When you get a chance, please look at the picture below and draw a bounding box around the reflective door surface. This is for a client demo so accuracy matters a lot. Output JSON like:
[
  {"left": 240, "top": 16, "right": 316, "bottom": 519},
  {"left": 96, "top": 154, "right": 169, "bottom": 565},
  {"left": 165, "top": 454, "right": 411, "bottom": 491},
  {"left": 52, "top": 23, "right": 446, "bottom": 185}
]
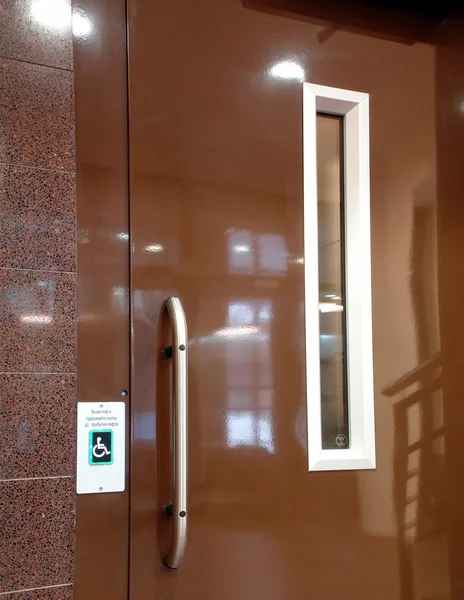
[{"left": 128, "top": 1, "right": 446, "bottom": 598}]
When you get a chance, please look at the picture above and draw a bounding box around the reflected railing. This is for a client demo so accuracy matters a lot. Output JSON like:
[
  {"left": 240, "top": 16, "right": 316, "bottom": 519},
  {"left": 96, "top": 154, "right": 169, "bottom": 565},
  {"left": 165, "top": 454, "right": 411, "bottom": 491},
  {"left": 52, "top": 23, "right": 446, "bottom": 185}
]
[{"left": 383, "top": 352, "right": 445, "bottom": 600}]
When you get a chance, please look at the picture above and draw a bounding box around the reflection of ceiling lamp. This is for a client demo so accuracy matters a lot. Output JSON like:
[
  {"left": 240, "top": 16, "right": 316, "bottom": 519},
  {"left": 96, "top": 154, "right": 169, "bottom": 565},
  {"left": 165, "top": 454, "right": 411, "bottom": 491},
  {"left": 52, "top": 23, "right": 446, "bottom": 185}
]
[
  {"left": 117, "top": 232, "right": 129, "bottom": 241},
  {"left": 269, "top": 60, "right": 305, "bottom": 82},
  {"left": 31, "top": 0, "right": 93, "bottom": 38},
  {"left": 319, "top": 302, "right": 343, "bottom": 313},
  {"left": 31, "top": 0, "right": 69, "bottom": 29},
  {"left": 214, "top": 326, "right": 259, "bottom": 338},
  {"left": 72, "top": 10, "right": 92, "bottom": 37},
  {"left": 144, "top": 244, "right": 164, "bottom": 253},
  {"left": 21, "top": 314, "right": 53, "bottom": 325},
  {"left": 196, "top": 325, "right": 269, "bottom": 344},
  {"left": 232, "top": 244, "right": 250, "bottom": 254}
]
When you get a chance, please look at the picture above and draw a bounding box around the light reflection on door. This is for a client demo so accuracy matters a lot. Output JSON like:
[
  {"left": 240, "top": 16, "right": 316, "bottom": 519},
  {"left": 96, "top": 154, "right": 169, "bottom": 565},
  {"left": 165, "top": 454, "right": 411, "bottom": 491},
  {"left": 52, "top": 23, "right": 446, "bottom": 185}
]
[
  {"left": 225, "top": 299, "right": 275, "bottom": 453},
  {"left": 227, "top": 229, "right": 287, "bottom": 275},
  {"left": 224, "top": 299, "right": 275, "bottom": 453}
]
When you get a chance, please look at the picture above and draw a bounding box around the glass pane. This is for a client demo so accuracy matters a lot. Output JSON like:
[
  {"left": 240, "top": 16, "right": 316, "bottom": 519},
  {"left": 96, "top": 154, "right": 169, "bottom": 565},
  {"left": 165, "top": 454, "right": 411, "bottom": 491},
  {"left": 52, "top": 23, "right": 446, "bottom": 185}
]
[{"left": 317, "top": 114, "right": 349, "bottom": 449}]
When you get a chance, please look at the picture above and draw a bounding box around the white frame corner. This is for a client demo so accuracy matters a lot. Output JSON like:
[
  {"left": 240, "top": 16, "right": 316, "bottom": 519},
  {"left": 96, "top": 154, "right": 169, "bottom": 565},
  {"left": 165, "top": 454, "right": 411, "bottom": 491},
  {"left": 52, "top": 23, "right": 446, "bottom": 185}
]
[{"left": 304, "top": 82, "right": 375, "bottom": 472}]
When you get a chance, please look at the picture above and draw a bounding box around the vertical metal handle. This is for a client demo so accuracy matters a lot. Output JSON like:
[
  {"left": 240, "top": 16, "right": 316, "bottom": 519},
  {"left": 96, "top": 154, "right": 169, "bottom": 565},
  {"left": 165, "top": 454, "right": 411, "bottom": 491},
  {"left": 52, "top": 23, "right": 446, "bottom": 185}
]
[{"left": 163, "top": 297, "right": 188, "bottom": 569}]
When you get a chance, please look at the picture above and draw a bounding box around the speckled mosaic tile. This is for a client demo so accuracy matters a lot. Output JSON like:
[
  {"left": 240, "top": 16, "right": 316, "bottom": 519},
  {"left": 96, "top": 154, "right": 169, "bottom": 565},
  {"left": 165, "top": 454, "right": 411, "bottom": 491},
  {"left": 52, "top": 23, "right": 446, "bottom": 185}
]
[
  {"left": 0, "top": 58, "right": 74, "bottom": 171},
  {"left": 0, "top": 585, "right": 73, "bottom": 599},
  {"left": 0, "top": 269, "right": 76, "bottom": 373},
  {"left": 0, "top": 164, "right": 76, "bottom": 272},
  {"left": 0, "top": 373, "right": 76, "bottom": 479},
  {"left": 0, "top": 0, "right": 73, "bottom": 70},
  {"left": 0, "top": 477, "right": 75, "bottom": 592}
]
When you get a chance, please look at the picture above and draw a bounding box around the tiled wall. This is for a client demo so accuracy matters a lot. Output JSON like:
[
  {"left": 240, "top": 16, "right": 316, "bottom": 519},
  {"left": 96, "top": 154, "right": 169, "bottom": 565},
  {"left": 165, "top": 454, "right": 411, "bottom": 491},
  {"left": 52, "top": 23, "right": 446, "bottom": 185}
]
[{"left": 0, "top": 0, "right": 76, "bottom": 597}]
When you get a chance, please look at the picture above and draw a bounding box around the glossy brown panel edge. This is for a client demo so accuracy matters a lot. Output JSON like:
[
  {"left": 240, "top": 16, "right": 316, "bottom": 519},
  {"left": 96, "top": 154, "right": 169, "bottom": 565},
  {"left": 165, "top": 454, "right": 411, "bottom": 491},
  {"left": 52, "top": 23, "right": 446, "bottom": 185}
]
[
  {"left": 436, "top": 41, "right": 464, "bottom": 600},
  {"left": 72, "top": 1, "right": 130, "bottom": 599}
]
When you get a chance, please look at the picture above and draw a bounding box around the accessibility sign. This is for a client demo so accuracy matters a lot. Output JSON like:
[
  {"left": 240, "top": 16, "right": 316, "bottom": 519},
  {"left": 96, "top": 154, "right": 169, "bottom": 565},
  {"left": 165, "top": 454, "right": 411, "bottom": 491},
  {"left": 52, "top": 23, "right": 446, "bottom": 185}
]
[
  {"left": 89, "top": 430, "right": 113, "bottom": 465},
  {"left": 76, "top": 402, "right": 125, "bottom": 495}
]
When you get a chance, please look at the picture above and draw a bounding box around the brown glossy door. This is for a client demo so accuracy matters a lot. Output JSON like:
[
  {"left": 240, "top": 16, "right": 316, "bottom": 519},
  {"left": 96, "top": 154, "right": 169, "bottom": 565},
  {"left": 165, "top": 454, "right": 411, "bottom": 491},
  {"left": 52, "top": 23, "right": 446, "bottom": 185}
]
[{"left": 128, "top": 1, "right": 446, "bottom": 599}]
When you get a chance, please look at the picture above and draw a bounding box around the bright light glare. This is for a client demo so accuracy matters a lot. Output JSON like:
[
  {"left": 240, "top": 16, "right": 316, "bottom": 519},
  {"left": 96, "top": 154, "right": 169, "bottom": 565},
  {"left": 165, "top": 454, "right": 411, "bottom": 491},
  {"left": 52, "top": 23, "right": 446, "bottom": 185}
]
[
  {"left": 21, "top": 314, "right": 53, "bottom": 325},
  {"left": 144, "top": 244, "right": 164, "bottom": 253},
  {"left": 269, "top": 60, "right": 305, "bottom": 82},
  {"left": 117, "top": 232, "right": 129, "bottom": 241},
  {"left": 31, "top": 0, "right": 93, "bottom": 38},
  {"left": 319, "top": 302, "right": 343, "bottom": 314},
  {"left": 226, "top": 410, "right": 275, "bottom": 453},
  {"left": 72, "top": 10, "right": 92, "bottom": 37},
  {"left": 214, "top": 326, "right": 260, "bottom": 338},
  {"left": 232, "top": 244, "right": 250, "bottom": 254},
  {"left": 196, "top": 325, "right": 269, "bottom": 344},
  {"left": 31, "top": 0, "right": 70, "bottom": 30}
]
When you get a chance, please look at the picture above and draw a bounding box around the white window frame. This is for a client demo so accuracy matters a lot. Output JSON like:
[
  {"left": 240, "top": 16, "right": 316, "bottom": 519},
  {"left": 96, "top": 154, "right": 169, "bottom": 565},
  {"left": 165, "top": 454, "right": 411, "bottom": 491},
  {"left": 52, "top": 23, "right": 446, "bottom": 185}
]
[{"left": 304, "top": 83, "right": 375, "bottom": 472}]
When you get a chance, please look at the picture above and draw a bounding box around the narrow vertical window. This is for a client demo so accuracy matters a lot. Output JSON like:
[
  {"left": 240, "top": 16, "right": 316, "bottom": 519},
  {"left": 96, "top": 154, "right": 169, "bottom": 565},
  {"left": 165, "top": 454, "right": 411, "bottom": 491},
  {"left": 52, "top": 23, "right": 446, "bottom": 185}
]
[
  {"left": 317, "top": 115, "right": 349, "bottom": 450},
  {"left": 304, "top": 84, "right": 375, "bottom": 471}
]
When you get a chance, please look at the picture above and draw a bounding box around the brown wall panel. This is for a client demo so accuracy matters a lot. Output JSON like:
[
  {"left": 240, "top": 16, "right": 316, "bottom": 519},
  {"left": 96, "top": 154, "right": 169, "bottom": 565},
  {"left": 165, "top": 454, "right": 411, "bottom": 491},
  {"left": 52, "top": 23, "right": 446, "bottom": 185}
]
[
  {"left": 73, "top": 1, "right": 130, "bottom": 598},
  {"left": 126, "top": 2, "right": 453, "bottom": 599}
]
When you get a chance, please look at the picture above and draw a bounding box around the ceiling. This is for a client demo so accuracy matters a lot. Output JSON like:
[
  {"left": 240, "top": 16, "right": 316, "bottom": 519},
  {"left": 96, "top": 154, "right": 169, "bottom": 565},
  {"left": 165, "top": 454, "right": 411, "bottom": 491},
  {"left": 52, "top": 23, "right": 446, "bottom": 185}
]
[{"left": 358, "top": 0, "right": 461, "bottom": 21}]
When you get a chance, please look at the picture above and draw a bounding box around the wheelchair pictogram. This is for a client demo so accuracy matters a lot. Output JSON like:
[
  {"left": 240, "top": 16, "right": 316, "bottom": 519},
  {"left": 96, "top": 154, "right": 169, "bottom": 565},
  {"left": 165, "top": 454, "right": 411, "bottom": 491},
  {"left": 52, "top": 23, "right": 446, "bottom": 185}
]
[
  {"left": 89, "top": 430, "right": 114, "bottom": 465},
  {"left": 93, "top": 437, "right": 111, "bottom": 458}
]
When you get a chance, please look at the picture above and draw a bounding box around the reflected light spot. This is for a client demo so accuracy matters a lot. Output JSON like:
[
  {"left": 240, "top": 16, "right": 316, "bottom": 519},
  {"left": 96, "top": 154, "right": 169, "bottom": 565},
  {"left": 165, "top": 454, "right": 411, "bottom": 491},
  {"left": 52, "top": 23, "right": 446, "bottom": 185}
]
[
  {"left": 144, "top": 243, "right": 164, "bottom": 253},
  {"left": 31, "top": 0, "right": 70, "bottom": 29},
  {"left": 228, "top": 302, "right": 254, "bottom": 326},
  {"left": 21, "top": 314, "right": 52, "bottom": 325},
  {"left": 226, "top": 411, "right": 254, "bottom": 447},
  {"left": 72, "top": 10, "right": 92, "bottom": 38},
  {"left": 196, "top": 325, "right": 269, "bottom": 344},
  {"left": 319, "top": 302, "right": 343, "bottom": 313},
  {"left": 269, "top": 60, "right": 305, "bottom": 82},
  {"left": 117, "top": 232, "right": 129, "bottom": 241},
  {"left": 112, "top": 286, "right": 125, "bottom": 298},
  {"left": 258, "top": 305, "right": 271, "bottom": 322},
  {"left": 258, "top": 233, "right": 287, "bottom": 273},
  {"left": 214, "top": 325, "right": 260, "bottom": 338},
  {"left": 31, "top": 0, "right": 93, "bottom": 38},
  {"left": 294, "top": 257, "right": 304, "bottom": 265},
  {"left": 257, "top": 418, "right": 275, "bottom": 453},
  {"left": 226, "top": 410, "right": 275, "bottom": 453},
  {"left": 111, "top": 285, "right": 126, "bottom": 312},
  {"left": 232, "top": 244, "right": 250, "bottom": 254}
]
